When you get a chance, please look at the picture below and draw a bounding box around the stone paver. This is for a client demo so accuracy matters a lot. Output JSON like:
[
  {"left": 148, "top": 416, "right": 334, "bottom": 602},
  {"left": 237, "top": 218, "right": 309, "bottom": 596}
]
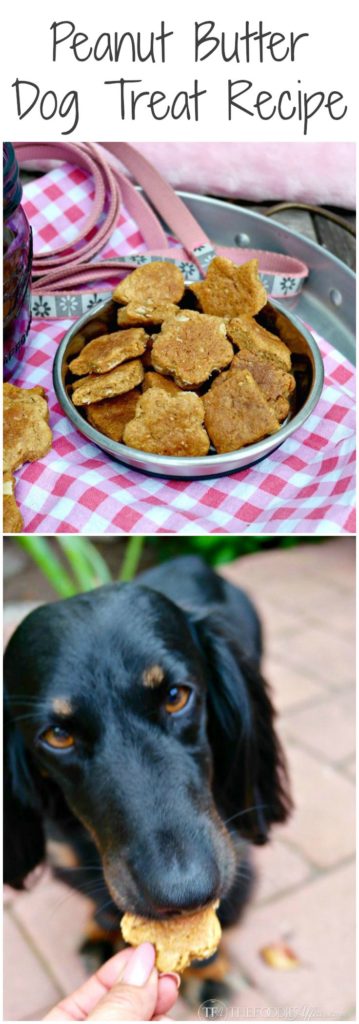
[
  {"left": 169, "top": 994, "right": 199, "bottom": 1020},
  {"left": 262, "top": 655, "right": 326, "bottom": 713},
  {"left": 223, "top": 862, "right": 355, "bottom": 1019},
  {"left": 252, "top": 838, "right": 312, "bottom": 904},
  {"left": 282, "top": 689, "right": 355, "bottom": 763},
  {"left": 12, "top": 870, "right": 93, "bottom": 994},
  {"left": 4, "top": 913, "right": 61, "bottom": 1021},
  {"left": 280, "top": 743, "right": 355, "bottom": 868},
  {"left": 281, "top": 627, "right": 355, "bottom": 689},
  {"left": 3, "top": 540, "right": 355, "bottom": 1021},
  {"left": 223, "top": 539, "right": 354, "bottom": 622},
  {"left": 342, "top": 755, "right": 356, "bottom": 781}
]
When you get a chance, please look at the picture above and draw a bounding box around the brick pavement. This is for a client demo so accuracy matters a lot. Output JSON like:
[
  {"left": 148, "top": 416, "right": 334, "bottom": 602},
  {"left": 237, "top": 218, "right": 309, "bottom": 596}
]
[{"left": 3, "top": 539, "right": 355, "bottom": 1021}]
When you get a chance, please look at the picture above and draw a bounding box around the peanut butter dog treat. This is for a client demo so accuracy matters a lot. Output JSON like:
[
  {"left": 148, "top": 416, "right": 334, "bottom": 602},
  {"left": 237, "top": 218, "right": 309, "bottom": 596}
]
[
  {"left": 3, "top": 471, "right": 23, "bottom": 533},
  {"left": 232, "top": 350, "right": 295, "bottom": 421},
  {"left": 123, "top": 390, "right": 210, "bottom": 457},
  {"left": 227, "top": 316, "right": 291, "bottom": 370},
  {"left": 69, "top": 321, "right": 111, "bottom": 356},
  {"left": 69, "top": 329, "right": 148, "bottom": 376},
  {"left": 152, "top": 311, "right": 233, "bottom": 388},
  {"left": 87, "top": 390, "right": 140, "bottom": 442},
  {"left": 117, "top": 299, "right": 180, "bottom": 327},
  {"left": 81, "top": 318, "right": 109, "bottom": 340},
  {"left": 263, "top": 305, "right": 304, "bottom": 352},
  {"left": 190, "top": 257, "right": 267, "bottom": 317},
  {"left": 72, "top": 360, "right": 144, "bottom": 406},
  {"left": 113, "top": 262, "right": 185, "bottom": 305},
  {"left": 142, "top": 371, "right": 181, "bottom": 396},
  {"left": 204, "top": 368, "right": 280, "bottom": 453},
  {"left": 121, "top": 902, "right": 222, "bottom": 974},
  {"left": 3, "top": 383, "right": 52, "bottom": 473}
]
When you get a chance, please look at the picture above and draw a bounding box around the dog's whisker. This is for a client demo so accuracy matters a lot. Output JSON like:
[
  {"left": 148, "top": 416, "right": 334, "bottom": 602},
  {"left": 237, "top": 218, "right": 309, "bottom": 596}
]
[
  {"left": 47, "top": 882, "right": 109, "bottom": 920},
  {"left": 72, "top": 882, "right": 109, "bottom": 896},
  {"left": 47, "top": 892, "right": 87, "bottom": 921},
  {"left": 56, "top": 876, "right": 107, "bottom": 894},
  {"left": 6, "top": 701, "right": 50, "bottom": 712},
  {"left": 8, "top": 713, "right": 44, "bottom": 723},
  {"left": 222, "top": 803, "right": 268, "bottom": 827},
  {"left": 231, "top": 861, "right": 253, "bottom": 877},
  {"left": 91, "top": 895, "right": 122, "bottom": 920},
  {"left": 5, "top": 694, "right": 47, "bottom": 702},
  {"left": 233, "top": 867, "right": 252, "bottom": 882},
  {"left": 53, "top": 865, "right": 104, "bottom": 873},
  {"left": 6, "top": 697, "right": 47, "bottom": 703}
]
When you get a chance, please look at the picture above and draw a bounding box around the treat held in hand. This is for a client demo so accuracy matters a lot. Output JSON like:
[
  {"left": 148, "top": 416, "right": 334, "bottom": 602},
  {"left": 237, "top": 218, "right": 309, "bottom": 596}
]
[{"left": 121, "top": 902, "right": 222, "bottom": 973}]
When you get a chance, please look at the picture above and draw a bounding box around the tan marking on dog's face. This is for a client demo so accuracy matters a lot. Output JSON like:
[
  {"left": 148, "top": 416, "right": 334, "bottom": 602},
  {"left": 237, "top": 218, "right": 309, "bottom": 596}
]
[
  {"left": 142, "top": 665, "right": 165, "bottom": 688},
  {"left": 53, "top": 697, "right": 72, "bottom": 716},
  {"left": 47, "top": 840, "right": 79, "bottom": 869}
]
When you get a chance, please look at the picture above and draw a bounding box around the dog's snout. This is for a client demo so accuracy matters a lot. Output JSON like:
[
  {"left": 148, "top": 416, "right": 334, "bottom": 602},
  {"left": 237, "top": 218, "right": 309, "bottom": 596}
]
[
  {"left": 133, "top": 830, "right": 221, "bottom": 916},
  {"left": 144, "top": 868, "right": 220, "bottom": 916}
]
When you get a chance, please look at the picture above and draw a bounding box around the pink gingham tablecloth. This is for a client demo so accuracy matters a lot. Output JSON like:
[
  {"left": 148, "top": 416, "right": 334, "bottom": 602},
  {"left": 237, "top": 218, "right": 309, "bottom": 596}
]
[{"left": 10, "top": 164, "right": 356, "bottom": 536}]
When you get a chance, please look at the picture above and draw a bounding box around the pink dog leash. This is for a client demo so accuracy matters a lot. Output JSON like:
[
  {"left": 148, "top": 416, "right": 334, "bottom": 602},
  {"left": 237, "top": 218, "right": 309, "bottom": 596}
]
[{"left": 15, "top": 142, "right": 309, "bottom": 317}]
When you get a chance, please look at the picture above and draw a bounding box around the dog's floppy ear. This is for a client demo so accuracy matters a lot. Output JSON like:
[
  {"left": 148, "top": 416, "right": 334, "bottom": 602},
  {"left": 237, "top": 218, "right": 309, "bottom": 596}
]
[
  {"left": 190, "top": 609, "right": 292, "bottom": 844},
  {"left": 3, "top": 698, "right": 46, "bottom": 888}
]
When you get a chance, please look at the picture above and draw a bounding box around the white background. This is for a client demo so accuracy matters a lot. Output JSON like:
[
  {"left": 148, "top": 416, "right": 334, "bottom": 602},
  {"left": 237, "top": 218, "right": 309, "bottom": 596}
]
[{"left": 1, "top": 0, "right": 357, "bottom": 141}]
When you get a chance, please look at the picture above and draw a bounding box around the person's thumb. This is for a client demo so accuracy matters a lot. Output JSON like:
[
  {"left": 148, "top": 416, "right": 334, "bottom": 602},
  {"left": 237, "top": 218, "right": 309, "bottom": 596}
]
[{"left": 88, "top": 943, "right": 158, "bottom": 1021}]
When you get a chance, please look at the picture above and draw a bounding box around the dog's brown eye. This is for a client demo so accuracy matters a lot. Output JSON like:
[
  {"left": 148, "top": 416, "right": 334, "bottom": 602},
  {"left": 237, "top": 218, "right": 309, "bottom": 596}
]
[
  {"left": 41, "top": 727, "right": 74, "bottom": 750},
  {"left": 165, "top": 686, "right": 191, "bottom": 714}
]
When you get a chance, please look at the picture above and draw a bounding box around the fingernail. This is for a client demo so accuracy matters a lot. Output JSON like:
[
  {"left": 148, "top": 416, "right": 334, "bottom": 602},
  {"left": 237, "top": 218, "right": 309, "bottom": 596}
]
[
  {"left": 159, "top": 971, "right": 181, "bottom": 989},
  {"left": 122, "top": 942, "right": 156, "bottom": 986}
]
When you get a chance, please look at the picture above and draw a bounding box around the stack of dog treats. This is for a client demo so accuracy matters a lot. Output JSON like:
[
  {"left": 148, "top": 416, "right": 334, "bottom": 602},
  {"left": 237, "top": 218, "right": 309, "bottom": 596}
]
[
  {"left": 69, "top": 257, "right": 296, "bottom": 457},
  {"left": 3, "top": 384, "right": 52, "bottom": 532}
]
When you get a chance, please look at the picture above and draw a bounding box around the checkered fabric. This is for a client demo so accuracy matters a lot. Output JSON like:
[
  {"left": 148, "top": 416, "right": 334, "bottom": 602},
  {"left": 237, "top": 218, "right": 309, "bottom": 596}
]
[
  {"left": 10, "top": 164, "right": 355, "bottom": 536},
  {"left": 27, "top": 163, "right": 146, "bottom": 261}
]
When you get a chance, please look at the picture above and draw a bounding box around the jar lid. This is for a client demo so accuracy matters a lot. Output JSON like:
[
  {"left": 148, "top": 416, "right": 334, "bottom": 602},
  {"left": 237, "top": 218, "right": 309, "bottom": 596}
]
[{"left": 3, "top": 143, "right": 23, "bottom": 218}]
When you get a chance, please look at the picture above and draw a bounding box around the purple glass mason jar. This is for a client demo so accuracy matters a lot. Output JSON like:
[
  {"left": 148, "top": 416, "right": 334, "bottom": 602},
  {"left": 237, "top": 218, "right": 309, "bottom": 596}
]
[{"left": 3, "top": 143, "right": 32, "bottom": 379}]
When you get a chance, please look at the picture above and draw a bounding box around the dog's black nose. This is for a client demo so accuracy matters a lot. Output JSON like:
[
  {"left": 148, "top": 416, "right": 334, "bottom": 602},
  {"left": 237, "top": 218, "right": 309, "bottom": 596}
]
[
  {"left": 135, "top": 836, "right": 220, "bottom": 916},
  {"left": 146, "top": 875, "right": 220, "bottom": 916}
]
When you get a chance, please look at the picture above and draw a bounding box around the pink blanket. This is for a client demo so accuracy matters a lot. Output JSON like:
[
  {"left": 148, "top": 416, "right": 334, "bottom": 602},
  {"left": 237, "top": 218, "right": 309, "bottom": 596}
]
[{"left": 135, "top": 143, "right": 355, "bottom": 209}]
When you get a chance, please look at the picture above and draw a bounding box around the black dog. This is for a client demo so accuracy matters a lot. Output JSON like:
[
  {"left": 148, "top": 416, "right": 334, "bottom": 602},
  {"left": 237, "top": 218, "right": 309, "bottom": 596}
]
[{"left": 4, "top": 556, "right": 291, "bottom": 949}]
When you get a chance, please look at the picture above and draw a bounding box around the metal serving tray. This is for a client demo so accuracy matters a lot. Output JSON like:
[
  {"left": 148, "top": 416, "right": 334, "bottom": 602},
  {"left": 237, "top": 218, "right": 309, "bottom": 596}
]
[
  {"left": 53, "top": 192, "right": 353, "bottom": 480},
  {"left": 178, "top": 193, "right": 355, "bottom": 365}
]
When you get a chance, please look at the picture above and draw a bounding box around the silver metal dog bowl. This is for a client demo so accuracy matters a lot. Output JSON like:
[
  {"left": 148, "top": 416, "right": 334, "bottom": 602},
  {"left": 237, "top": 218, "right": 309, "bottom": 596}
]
[{"left": 54, "top": 297, "right": 324, "bottom": 480}]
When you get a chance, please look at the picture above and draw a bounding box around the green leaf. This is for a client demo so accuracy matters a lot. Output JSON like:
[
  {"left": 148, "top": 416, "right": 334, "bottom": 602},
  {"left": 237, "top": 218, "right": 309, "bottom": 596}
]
[
  {"left": 56, "top": 538, "right": 102, "bottom": 592},
  {"left": 73, "top": 539, "right": 112, "bottom": 585},
  {"left": 15, "top": 538, "right": 78, "bottom": 598},
  {"left": 119, "top": 537, "right": 146, "bottom": 581}
]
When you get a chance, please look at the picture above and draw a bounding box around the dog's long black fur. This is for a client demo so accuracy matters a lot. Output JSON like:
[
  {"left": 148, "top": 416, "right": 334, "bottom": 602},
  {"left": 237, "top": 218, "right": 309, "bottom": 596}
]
[{"left": 4, "top": 556, "right": 291, "bottom": 935}]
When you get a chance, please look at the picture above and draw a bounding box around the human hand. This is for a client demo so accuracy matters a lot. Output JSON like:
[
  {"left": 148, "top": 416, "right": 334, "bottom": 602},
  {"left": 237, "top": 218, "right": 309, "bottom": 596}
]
[{"left": 43, "top": 942, "right": 180, "bottom": 1021}]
